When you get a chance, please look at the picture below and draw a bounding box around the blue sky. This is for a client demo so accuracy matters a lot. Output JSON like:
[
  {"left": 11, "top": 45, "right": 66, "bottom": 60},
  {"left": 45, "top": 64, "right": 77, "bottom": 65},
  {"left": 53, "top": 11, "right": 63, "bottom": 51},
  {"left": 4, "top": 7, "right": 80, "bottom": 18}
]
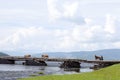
[{"left": 0, "top": 0, "right": 120, "bottom": 53}]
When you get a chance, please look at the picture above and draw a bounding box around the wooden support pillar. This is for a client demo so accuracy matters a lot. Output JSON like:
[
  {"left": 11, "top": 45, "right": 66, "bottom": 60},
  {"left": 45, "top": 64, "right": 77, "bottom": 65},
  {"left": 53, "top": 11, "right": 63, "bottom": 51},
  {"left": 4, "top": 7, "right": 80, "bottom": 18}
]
[
  {"left": 100, "top": 62, "right": 116, "bottom": 67},
  {"left": 91, "top": 62, "right": 118, "bottom": 70},
  {"left": 24, "top": 60, "right": 47, "bottom": 66},
  {"left": 60, "top": 61, "right": 80, "bottom": 68},
  {"left": 0, "top": 59, "right": 15, "bottom": 64}
]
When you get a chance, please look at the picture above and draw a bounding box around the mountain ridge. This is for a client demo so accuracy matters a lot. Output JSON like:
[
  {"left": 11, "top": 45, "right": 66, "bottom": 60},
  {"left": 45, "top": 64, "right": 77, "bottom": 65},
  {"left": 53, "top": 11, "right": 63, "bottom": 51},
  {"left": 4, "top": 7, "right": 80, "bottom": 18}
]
[
  {"left": 33, "top": 49, "right": 120, "bottom": 60},
  {"left": 0, "top": 52, "right": 9, "bottom": 56}
]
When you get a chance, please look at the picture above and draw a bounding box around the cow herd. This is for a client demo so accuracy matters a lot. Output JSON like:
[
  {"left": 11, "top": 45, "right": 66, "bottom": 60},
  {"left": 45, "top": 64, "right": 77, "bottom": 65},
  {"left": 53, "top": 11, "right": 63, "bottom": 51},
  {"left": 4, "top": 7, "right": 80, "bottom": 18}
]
[{"left": 24, "top": 54, "right": 49, "bottom": 59}]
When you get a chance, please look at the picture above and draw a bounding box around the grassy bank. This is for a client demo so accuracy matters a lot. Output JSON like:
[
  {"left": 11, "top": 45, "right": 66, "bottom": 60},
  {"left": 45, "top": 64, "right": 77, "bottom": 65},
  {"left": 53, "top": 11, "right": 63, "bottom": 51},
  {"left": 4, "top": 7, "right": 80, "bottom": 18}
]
[{"left": 19, "top": 64, "right": 120, "bottom": 80}]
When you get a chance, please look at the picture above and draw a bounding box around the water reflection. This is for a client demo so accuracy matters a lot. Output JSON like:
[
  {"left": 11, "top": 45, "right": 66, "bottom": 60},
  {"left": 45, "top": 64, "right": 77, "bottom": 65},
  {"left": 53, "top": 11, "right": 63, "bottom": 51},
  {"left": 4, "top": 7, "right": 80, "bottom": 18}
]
[
  {"left": 37, "top": 66, "right": 45, "bottom": 70},
  {"left": 0, "top": 63, "right": 93, "bottom": 74},
  {"left": 63, "top": 68, "right": 80, "bottom": 72}
]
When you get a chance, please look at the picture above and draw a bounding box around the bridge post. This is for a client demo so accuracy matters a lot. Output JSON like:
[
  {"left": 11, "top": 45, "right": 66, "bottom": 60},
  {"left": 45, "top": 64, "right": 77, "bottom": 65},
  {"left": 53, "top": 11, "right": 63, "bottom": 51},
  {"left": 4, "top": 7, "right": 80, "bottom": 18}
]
[
  {"left": 60, "top": 61, "right": 80, "bottom": 68},
  {"left": 99, "top": 62, "right": 116, "bottom": 67},
  {"left": 0, "top": 59, "right": 15, "bottom": 64},
  {"left": 24, "top": 60, "right": 47, "bottom": 66},
  {"left": 91, "top": 62, "right": 117, "bottom": 70}
]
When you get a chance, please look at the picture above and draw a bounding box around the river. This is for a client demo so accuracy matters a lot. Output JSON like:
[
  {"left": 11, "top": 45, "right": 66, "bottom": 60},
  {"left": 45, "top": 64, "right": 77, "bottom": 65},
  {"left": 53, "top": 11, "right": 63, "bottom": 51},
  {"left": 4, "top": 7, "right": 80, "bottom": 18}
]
[{"left": 0, "top": 62, "right": 93, "bottom": 80}]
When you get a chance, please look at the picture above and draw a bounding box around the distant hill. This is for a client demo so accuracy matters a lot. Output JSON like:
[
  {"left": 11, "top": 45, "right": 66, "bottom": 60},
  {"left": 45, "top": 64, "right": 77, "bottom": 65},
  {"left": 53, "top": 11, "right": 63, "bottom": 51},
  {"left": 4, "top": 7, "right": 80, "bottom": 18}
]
[
  {"left": 33, "top": 49, "right": 120, "bottom": 60},
  {"left": 0, "top": 52, "right": 9, "bottom": 56}
]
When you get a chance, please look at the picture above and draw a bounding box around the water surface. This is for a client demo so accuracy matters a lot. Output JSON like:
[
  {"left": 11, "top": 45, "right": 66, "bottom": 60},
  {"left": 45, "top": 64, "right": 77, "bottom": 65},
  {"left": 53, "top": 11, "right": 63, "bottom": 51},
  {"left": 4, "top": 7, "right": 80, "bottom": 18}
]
[{"left": 0, "top": 62, "right": 93, "bottom": 80}]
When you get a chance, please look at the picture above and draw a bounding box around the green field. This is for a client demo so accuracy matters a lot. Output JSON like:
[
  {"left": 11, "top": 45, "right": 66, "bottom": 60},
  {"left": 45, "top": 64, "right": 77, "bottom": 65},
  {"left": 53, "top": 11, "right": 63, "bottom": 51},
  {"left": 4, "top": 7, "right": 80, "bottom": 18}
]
[{"left": 19, "top": 64, "right": 120, "bottom": 80}]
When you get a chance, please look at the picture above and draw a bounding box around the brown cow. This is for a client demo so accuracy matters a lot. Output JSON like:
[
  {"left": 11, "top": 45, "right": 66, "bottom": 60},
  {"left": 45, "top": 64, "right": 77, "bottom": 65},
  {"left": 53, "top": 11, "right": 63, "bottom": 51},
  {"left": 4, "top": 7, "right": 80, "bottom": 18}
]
[
  {"left": 24, "top": 54, "right": 31, "bottom": 58},
  {"left": 41, "top": 54, "right": 49, "bottom": 59}
]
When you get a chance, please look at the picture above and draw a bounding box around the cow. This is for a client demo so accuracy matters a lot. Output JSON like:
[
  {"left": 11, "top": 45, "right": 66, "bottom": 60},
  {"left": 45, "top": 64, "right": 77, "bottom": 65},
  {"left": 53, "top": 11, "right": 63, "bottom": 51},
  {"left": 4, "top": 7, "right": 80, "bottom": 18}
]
[
  {"left": 24, "top": 54, "right": 31, "bottom": 58},
  {"left": 95, "top": 55, "right": 103, "bottom": 60},
  {"left": 41, "top": 54, "right": 49, "bottom": 59}
]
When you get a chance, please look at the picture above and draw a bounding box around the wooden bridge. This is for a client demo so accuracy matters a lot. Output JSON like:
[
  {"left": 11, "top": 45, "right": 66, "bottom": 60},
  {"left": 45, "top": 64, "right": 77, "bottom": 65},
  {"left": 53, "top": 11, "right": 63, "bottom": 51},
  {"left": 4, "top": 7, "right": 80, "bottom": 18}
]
[
  {"left": 0, "top": 56, "right": 120, "bottom": 68},
  {"left": 0, "top": 56, "right": 86, "bottom": 61}
]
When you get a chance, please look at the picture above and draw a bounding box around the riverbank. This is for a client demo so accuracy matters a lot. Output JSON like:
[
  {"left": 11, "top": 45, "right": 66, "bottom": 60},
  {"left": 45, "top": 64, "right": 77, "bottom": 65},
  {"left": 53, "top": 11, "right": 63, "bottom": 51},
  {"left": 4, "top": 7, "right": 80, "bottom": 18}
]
[{"left": 19, "top": 64, "right": 120, "bottom": 80}]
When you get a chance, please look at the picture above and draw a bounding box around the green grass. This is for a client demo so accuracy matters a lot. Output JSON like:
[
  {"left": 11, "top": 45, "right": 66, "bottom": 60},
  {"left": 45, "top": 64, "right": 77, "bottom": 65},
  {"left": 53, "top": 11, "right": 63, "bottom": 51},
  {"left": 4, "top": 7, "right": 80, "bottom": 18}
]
[
  {"left": 19, "top": 64, "right": 120, "bottom": 80},
  {"left": 38, "top": 72, "right": 44, "bottom": 75},
  {"left": 29, "top": 74, "right": 38, "bottom": 77}
]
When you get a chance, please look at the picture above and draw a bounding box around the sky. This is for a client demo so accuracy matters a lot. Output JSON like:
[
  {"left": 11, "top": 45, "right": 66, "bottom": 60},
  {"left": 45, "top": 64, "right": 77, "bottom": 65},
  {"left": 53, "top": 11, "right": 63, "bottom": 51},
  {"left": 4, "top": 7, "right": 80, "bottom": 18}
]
[{"left": 0, "top": 0, "right": 120, "bottom": 53}]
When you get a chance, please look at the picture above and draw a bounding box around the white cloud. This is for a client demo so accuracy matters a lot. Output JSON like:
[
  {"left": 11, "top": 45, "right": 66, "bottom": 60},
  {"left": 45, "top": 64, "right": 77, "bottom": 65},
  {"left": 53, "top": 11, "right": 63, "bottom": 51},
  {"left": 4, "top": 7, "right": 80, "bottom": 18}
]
[
  {"left": 47, "top": 0, "right": 61, "bottom": 20},
  {"left": 104, "top": 14, "right": 116, "bottom": 34},
  {"left": 0, "top": 13, "right": 119, "bottom": 52},
  {"left": 0, "top": 27, "right": 47, "bottom": 51},
  {"left": 84, "top": 18, "right": 93, "bottom": 25},
  {"left": 0, "top": 1, "right": 120, "bottom": 52},
  {"left": 47, "top": 0, "right": 84, "bottom": 24},
  {"left": 71, "top": 25, "right": 91, "bottom": 42},
  {"left": 63, "top": 1, "right": 79, "bottom": 17},
  {"left": 113, "top": 42, "right": 120, "bottom": 48}
]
